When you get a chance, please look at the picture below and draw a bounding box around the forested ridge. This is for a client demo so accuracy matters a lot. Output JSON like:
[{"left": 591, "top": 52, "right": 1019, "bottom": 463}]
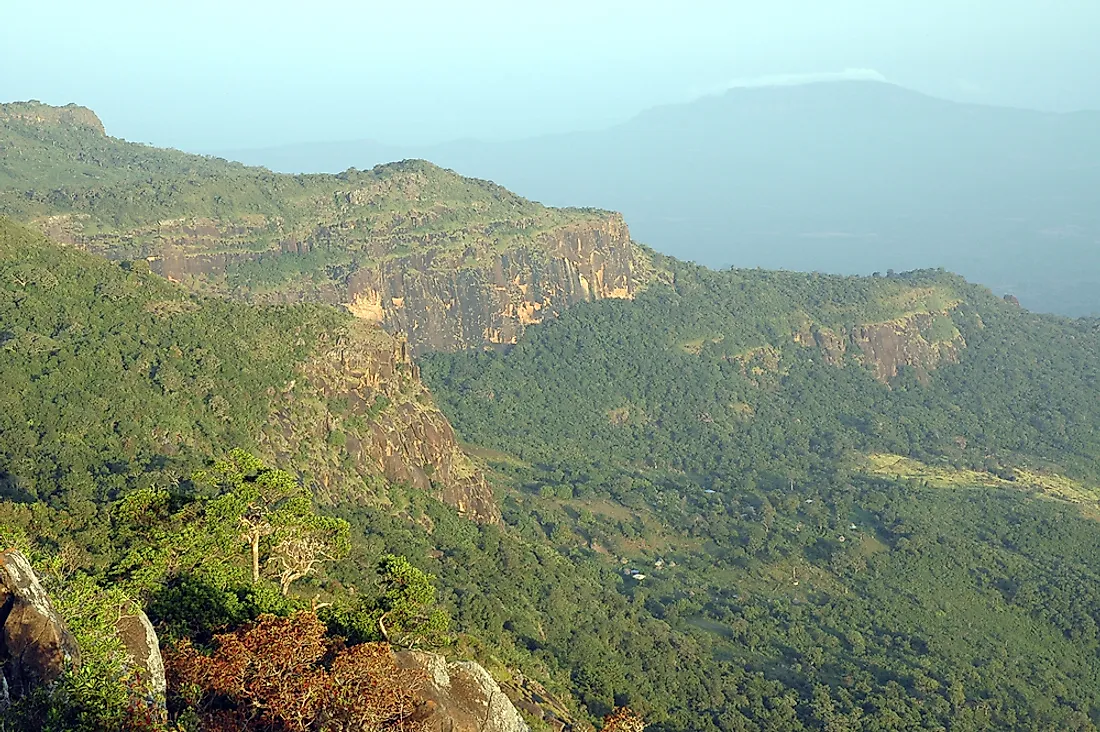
[{"left": 421, "top": 254, "right": 1100, "bottom": 729}]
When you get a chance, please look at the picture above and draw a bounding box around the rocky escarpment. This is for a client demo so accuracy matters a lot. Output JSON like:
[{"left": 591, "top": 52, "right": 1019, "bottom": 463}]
[
  {"left": 346, "top": 215, "right": 641, "bottom": 354},
  {"left": 261, "top": 319, "right": 501, "bottom": 524},
  {"left": 795, "top": 310, "right": 965, "bottom": 383},
  {"left": 138, "top": 213, "right": 644, "bottom": 354},
  {"left": 5, "top": 114, "right": 650, "bottom": 357},
  {"left": 0, "top": 550, "right": 81, "bottom": 706},
  {"left": 0, "top": 101, "right": 105, "bottom": 135},
  {"left": 396, "top": 651, "right": 530, "bottom": 732}
]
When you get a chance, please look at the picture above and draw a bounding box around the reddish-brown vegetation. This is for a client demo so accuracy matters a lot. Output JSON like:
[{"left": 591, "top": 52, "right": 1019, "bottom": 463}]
[{"left": 166, "top": 611, "right": 427, "bottom": 731}]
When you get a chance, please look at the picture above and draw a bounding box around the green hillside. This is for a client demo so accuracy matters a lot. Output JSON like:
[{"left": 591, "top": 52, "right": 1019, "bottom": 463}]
[
  {"left": 6, "top": 106, "right": 1100, "bottom": 729},
  {"left": 421, "top": 256, "right": 1100, "bottom": 729},
  {"left": 0, "top": 216, "right": 335, "bottom": 507},
  {"left": 0, "top": 102, "right": 603, "bottom": 295}
]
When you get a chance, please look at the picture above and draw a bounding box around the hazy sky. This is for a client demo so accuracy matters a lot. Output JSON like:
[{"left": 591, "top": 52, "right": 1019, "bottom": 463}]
[{"left": 2, "top": 0, "right": 1097, "bottom": 150}]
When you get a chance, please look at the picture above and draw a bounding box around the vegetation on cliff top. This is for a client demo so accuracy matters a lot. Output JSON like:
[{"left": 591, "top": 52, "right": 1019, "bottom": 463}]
[{"left": 0, "top": 104, "right": 615, "bottom": 299}]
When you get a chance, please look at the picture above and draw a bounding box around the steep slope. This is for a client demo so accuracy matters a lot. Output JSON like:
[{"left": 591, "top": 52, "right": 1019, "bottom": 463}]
[
  {"left": 229, "top": 81, "right": 1100, "bottom": 317},
  {"left": 0, "top": 216, "right": 497, "bottom": 522},
  {"left": 0, "top": 102, "right": 649, "bottom": 354}
]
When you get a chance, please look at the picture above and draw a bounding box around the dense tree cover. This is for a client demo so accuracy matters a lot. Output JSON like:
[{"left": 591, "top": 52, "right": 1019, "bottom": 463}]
[
  {"left": 0, "top": 217, "right": 346, "bottom": 515},
  {"left": 424, "top": 256, "right": 1100, "bottom": 481},
  {"left": 8, "top": 211, "right": 1100, "bottom": 729},
  {"left": 416, "top": 258, "right": 1100, "bottom": 729}
]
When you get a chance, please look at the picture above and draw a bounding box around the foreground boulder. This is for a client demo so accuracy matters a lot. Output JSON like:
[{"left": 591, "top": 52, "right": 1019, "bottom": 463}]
[
  {"left": 0, "top": 550, "right": 80, "bottom": 704},
  {"left": 115, "top": 607, "right": 166, "bottom": 700},
  {"left": 396, "top": 650, "right": 530, "bottom": 732}
]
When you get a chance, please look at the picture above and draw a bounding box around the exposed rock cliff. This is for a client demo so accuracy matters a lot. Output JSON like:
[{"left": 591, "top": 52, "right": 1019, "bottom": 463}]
[
  {"left": 0, "top": 550, "right": 81, "bottom": 705},
  {"left": 795, "top": 310, "right": 965, "bottom": 383},
  {"left": 261, "top": 320, "right": 501, "bottom": 523},
  {"left": 345, "top": 214, "right": 641, "bottom": 353},
  {"left": 137, "top": 212, "right": 644, "bottom": 354},
  {"left": 1, "top": 109, "right": 651, "bottom": 356},
  {"left": 396, "top": 650, "right": 530, "bottom": 732}
]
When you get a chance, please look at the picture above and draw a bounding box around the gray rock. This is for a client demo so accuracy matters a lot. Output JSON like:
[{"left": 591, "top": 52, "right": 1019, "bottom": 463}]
[
  {"left": 115, "top": 608, "right": 166, "bottom": 699},
  {"left": 395, "top": 650, "right": 529, "bottom": 732},
  {"left": 0, "top": 550, "right": 81, "bottom": 703}
]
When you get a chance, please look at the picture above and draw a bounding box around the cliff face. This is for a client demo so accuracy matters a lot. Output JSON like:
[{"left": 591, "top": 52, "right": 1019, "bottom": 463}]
[
  {"left": 345, "top": 215, "right": 640, "bottom": 353},
  {"left": 260, "top": 320, "right": 500, "bottom": 524},
  {"left": 70, "top": 212, "right": 644, "bottom": 355},
  {"left": 795, "top": 310, "right": 965, "bottom": 383},
  {"left": 2, "top": 105, "right": 650, "bottom": 358}
]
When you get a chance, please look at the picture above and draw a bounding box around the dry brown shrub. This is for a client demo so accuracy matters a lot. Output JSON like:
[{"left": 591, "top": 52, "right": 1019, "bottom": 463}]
[{"left": 166, "top": 611, "right": 426, "bottom": 731}]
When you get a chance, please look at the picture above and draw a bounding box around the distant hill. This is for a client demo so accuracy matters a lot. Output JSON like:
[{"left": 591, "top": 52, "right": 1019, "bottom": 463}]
[{"left": 225, "top": 81, "right": 1100, "bottom": 317}]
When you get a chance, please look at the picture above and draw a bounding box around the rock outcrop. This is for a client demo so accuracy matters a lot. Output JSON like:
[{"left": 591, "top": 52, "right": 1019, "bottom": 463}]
[
  {"left": 795, "top": 310, "right": 965, "bottom": 383},
  {"left": 0, "top": 101, "right": 105, "bottom": 135},
  {"left": 138, "top": 213, "right": 645, "bottom": 355},
  {"left": 849, "top": 312, "right": 964, "bottom": 382},
  {"left": 344, "top": 215, "right": 642, "bottom": 354},
  {"left": 396, "top": 651, "right": 530, "bottom": 732},
  {"left": 262, "top": 320, "right": 501, "bottom": 524},
  {"left": 115, "top": 608, "right": 166, "bottom": 700},
  {"left": 0, "top": 550, "right": 80, "bottom": 705}
]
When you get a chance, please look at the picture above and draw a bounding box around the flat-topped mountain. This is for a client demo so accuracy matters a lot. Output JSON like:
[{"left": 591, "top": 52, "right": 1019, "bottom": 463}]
[
  {"left": 0, "top": 100, "right": 105, "bottom": 134},
  {"left": 0, "top": 103, "right": 649, "bottom": 353}
]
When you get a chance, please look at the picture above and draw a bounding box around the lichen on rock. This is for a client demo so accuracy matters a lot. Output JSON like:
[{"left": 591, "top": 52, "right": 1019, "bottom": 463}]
[
  {"left": 395, "top": 650, "right": 530, "bottom": 732},
  {"left": 0, "top": 550, "right": 81, "bottom": 704}
]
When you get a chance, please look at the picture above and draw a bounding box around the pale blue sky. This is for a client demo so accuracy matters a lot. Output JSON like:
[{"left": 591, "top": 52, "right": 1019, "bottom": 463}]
[{"left": 2, "top": 0, "right": 1097, "bottom": 150}]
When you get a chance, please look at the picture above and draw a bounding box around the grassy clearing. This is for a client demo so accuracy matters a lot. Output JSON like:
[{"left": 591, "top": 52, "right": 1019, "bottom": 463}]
[{"left": 859, "top": 452, "right": 1100, "bottom": 519}]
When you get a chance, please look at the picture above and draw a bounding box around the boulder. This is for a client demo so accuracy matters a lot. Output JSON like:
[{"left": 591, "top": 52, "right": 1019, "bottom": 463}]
[
  {"left": 115, "top": 608, "right": 166, "bottom": 699},
  {"left": 0, "top": 550, "right": 80, "bottom": 703},
  {"left": 395, "top": 650, "right": 529, "bottom": 732}
]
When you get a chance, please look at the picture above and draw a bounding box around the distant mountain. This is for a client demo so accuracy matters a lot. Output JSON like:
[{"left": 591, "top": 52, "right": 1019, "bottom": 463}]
[{"left": 226, "top": 81, "right": 1100, "bottom": 317}]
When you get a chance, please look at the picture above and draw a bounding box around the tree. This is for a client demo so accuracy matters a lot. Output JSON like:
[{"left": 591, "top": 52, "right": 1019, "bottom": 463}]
[
  {"left": 373, "top": 554, "right": 450, "bottom": 649},
  {"left": 268, "top": 500, "right": 351, "bottom": 596},
  {"left": 194, "top": 449, "right": 306, "bottom": 584}
]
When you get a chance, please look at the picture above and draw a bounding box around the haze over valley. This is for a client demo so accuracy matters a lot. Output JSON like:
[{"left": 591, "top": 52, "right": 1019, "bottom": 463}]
[{"left": 226, "top": 80, "right": 1100, "bottom": 317}]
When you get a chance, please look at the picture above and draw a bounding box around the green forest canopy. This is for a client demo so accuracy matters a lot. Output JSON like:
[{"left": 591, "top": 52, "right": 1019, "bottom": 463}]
[{"left": 7, "top": 180, "right": 1100, "bottom": 728}]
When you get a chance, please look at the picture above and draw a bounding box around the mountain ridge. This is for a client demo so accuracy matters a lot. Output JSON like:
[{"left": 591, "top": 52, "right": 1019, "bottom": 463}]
[
  {"left": 0, "top": 104, "right": 652, "bottom": 354},
  {"left": 217, "top": 80, "right": 1100, "bottom": 317}
]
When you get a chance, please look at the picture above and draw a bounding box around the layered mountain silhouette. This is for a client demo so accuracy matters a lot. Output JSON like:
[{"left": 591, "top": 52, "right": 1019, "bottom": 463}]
[{"left": 226, "top": 80, "right": 1100, "bottom": 316}]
